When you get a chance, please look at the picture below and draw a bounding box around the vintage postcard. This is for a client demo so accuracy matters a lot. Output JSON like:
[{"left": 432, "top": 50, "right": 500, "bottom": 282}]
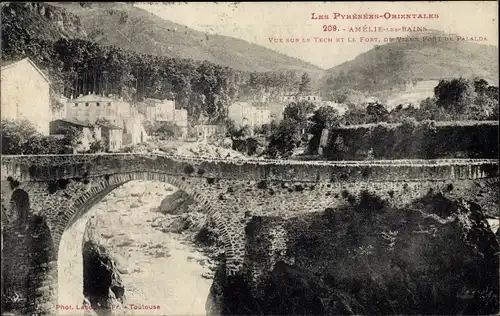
[{"left": 1, "top": 1, "right": 498, "bottom": 316}]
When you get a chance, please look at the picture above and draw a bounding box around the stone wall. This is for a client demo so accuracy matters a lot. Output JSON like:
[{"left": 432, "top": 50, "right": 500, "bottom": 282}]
[
  {"left": 319, "top": 121, "right": 499, "bottom": 160},
  {"left": 1, "top": 154, "right": 498, "bottom": 315},
  {"left": 2, "top": 215, "right": 57, "bottom": 315},
  {"left": 214, "top": 189, "right": 500, "bottom": 315},
  {"left": 1, "top": 154, "right": 497, "bottom": 184}
]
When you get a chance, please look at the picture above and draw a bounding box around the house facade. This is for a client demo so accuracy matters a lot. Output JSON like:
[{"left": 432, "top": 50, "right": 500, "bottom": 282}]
[
  {"left": 228, "top": 102, "right": 254, "bottom": 128},
  {"left": 279, "top": 91, "right": 322, "bottom": 103},
  {"left": 97, "top": 122, "right": 123, "bottom": 152},
  {"left": 49, "top": 118, "right": 100, "bottom": 153},
  {"left": 1, "top": 58, "right": 52, "bottom": 135},
  {"left": 66, "top": 93, "right": 129, "bottom": 128},
  {"left": 195, "top": 125, "right": 222, "bottom": 142},
  {"left": 228, "top": 102, "right": 271, "bottom": 130},
  {"left": 123, "top": 116, "right": 148, "bottom": 146},
  {"left": 254, "top": 107, "right": 272, "bottom": 127}
]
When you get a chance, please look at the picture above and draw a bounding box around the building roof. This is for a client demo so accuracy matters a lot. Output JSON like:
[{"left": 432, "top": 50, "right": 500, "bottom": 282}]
[
  {"left": 72, "top": 94, "right": 118, "bottom": 103},
  {"left": 1, "top": 57, "right": 51, "bottom": 84},
  {"left": 52, "top": 118, "right": 96, "bottom": 128},
  {"left": 96, "top": 121, "right": 122, "bottom": 130}
]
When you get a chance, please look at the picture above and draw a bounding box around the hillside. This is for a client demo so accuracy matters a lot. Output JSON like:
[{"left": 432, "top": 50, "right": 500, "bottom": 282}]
[
  {"left": 36, "top": 2, "right": 322, "bottom": 76},
  {"left": 323, "top": 30, "right": 499, "bottom": 93}
]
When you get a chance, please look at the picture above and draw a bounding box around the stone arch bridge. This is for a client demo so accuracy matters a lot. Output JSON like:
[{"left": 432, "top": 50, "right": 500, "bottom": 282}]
[{"left": 1, "top": 153, "right": 498, "bottom": 315}]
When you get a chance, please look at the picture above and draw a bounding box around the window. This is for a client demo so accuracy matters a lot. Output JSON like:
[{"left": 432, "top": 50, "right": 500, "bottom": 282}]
[
  {"left": 75, "top": 103, "right": 78, "bottom": 107},
  {"left": 308, "top": 96, "right": 310, "bottom": 100},
  {"left": 107, "top": 103, "right": 111, "bottom": 107},
  {"left": 85, "top": 103, "right": 89, "bottom": 107},
  {"left": 96, "top": 103, "right": 100, "bottom": 107}
]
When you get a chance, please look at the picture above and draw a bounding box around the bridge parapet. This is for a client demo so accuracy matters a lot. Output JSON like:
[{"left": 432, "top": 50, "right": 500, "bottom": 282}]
[{"left": 1, "top": 154, "right": 498, "bottom": 183}]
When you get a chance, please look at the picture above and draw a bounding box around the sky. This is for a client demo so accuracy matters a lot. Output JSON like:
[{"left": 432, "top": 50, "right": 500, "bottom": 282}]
[{"left": 135, "top": 1, "right": 498, "bottom": 69}]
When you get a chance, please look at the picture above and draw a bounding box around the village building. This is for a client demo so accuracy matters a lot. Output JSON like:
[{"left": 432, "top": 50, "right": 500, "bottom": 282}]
[
  {"left": 96, "top": 121, "right": 123, "bottom": 152},
  {"left": 228, "top": 102, "right": 255, "bottom": 128},
  {"left": 278, "top": 91, "right": 322, "bottom": 103},
  {"left": 195, "top": 125, "right": 223, "bottom": 142},
  {"left": 66, "top": 93, "right": 131, "bottom": 128},
  {"left": 143, "top": 98, "right": 175, "bottom": 122},
  {"left": 254, "top": 106, "right": 272, "bottom": 127},
  {"left": 173, "top": 108, "right": 188, "bottom": 138},
  {"left": 1, "top": 58, "right": 52, "bottom": 135},
  {"left": 49, "top": 118, "right": 101, "bottom": 153},
  {"left": 228, "top": 102, "right": 271, "bottom": 130},
  {"left": 123, "top": 116, "right": 148, "bottom": 146}
]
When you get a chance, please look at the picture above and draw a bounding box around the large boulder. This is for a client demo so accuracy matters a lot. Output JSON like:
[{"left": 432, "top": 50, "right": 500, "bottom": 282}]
[
  {"left": 208, "top": 191, "right": 499, "bottom": 315},
  {"left": 82, "top": 217, "right": 127, "bottom": 315},
  {"left": 157, "top": 190, "right": 195, "bottom": 215},
  {"left": 82, "top": 241, "right": 126, "bottom": 316}
]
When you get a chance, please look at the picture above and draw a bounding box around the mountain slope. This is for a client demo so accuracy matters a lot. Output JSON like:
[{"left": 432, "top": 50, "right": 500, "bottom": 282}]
[
  {"left": 323, "top": 30, "right": 499, "bottom": 93},
  {"left": 44, "top": 2, "right": 323, "bottom": 75}
]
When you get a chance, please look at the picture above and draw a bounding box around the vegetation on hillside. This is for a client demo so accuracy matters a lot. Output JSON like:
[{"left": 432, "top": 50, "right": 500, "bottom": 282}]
[
  {"left": 2, "top": 2, "right": 322, "bottom": 74},
  {"left": 322, "top": 30, "right": 498, "bottom": 94},
  {"left": 2, "top": 4, "right": 312, "bottom": 124}
]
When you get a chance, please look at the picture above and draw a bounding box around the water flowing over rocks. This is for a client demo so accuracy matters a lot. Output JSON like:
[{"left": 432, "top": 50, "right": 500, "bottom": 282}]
[
  {"left": 207, "top": 191, "right": 499, "bottom": 315},
  {"left": 74, "top": 180, "right": 214, "bottom": 315}
]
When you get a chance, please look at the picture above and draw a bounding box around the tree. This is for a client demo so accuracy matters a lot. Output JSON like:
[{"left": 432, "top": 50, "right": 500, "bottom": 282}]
[
  {"left": 434, "top": 78, "right": 476, "bottom": 114},
  {"left": 299, "top": 72, "right": 312, "bottom": 93},
  {"left": 283, "top": 101, "right": 315, "bottom": 123},
  {"left": 156, "top": 122, "right": 177, "bottom": 139},
  {"left": 366, "top": 103, "right": 389, "bottom": 123},
  {"left": 310, "top": 106, "right": 341, "bottom": 131},
  {"left": 1, "top": 119, "right": 73, "bottom": 154},
  {"left": 88, "top": 139, "right": 107, "bottom": 153},
  {"left": 1, "top": 120, "right": 39, "bottom": 154},
  {"left": 473, "top": 78, "right": 489, "bottom": 95},
  {"left": 342, "top": 107, "right": 368, "bottom": 125},
  {"left": 267, "top": 117, "right": 303, "bottom": 156}
]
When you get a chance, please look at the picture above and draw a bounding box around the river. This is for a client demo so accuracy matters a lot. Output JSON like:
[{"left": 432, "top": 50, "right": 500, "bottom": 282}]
[{"left": 58, "top": 181, "right": 213, "bottom": 316}]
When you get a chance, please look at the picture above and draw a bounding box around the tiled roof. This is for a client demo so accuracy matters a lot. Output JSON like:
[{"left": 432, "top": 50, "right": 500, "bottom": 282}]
[
  {"left": 72, "top": 94, "right": 116, "bottom": 103},
  {"left": 96, "top": 121, "right": 122, "bottom": 129},
  {"left": 52, "top": 118, "right": 95, "bottom": 128}
]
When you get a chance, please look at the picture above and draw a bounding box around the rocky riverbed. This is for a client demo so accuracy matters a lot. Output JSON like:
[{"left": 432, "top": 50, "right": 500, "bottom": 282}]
[{"left": 58, "top": 180, "right": 219, "bottom": 316}]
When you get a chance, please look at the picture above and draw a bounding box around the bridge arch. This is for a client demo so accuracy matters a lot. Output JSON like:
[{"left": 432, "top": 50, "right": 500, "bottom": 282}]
[
  {"left": 55, "top": 171, "right": 241, "bottom": 314},
  {"left": 53, "top": 172, "right": 236, "bottom": 255}
]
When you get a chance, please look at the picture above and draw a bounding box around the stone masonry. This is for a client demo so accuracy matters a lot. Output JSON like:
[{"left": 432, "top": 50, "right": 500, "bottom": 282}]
[{"left": 1, "top": 153, "right": 498, "bottom": 315}]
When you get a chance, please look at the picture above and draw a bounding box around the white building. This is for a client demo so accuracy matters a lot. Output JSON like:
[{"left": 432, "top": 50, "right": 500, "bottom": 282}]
[
  {"left": 123, "top": 116, "right": 148, "bottom": 146},
  {"left": 143, "top": 98, "right": 176, "bottom": 122},
  {"left": 66, "top": 93, "right": 130, "bottom": 128},
  {"left": 228, "top": 102, "right": 271, "bottom": 129},
  {"left": 156, "top": 100, "right": 175, "bottom": 122},
  {"left": 254, "top": 107, "right": 271, "bottom": 127},
  {"left": 1, "top": 58, "right": 52, "bottom": 135},
  {"left": 195, "top": 125, "right": 222, "bottom": 142},
  {"left": 228, "top": 102, "right": 254, "bottom": 128},
  {"left": 174, "top": 108, "right": 188, "bottom": 127},
  {"left": 279, "top": 91, "right": 322, "bottom": 103}
]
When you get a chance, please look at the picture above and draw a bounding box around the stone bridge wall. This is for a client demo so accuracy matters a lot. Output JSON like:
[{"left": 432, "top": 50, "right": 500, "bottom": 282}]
[
  {"left": 1, "top": 154, "right": 498, "bottom": 315},
  {"left": 1, "top": 154, "right": 498, "bottom": 184}
]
